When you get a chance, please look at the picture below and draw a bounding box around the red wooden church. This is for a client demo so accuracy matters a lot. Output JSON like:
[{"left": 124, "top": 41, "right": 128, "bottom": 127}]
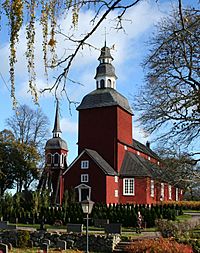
[{"left": 40, "top": 43, "right": 183, "bottom": 205}]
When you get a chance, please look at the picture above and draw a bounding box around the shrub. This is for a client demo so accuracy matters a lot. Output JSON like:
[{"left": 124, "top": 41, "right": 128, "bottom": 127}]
[
  {"left": 17, "top": 230, "right": 30, "bottom": 248},
  {"left": 126, "top": 238, "right": 193, "bottom": 253}
]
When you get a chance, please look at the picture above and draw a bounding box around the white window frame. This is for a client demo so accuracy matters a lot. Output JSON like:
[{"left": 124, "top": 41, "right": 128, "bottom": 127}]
[
  {"left": 53, "top": 153, "right": 59, "bottom": 165},
  {"left": 81, "top": 174, "right": 89, "bottom": 183},
  {"left": 81, "top": 160, "right": 89, "bottom": 169},
  {"left": 123, "top": 178, "right": 135, "bottom": 196},
  {"left": 115, "top": 176, "right": 118, "bottom": 183},
  {"left": 161, "top": 183, "right": 165, "bottom": 199},
  {"left": 115, "top": 190, "right": 118, "bottom": 197},
  {"left": 168, "top": 185, "right": 172, "bottom": 200},
  {"left": 150, "top": 180, "right": 154, "bottom": 197},
  {"left": 176, "top": 188, "right": 179, "bottom": 201}
]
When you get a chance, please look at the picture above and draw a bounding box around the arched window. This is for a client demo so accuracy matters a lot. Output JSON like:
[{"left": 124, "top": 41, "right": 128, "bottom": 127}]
[
  {"left": 47, "top": 154, "right": 51, "bottom": 165},
  {"left": 54, "top": 153, "right": 59, "bottom": 164},
  {"left": 100, "top": 79, "right": 105, "bottom": 88},
  {"left": 107, "top": 79, "right": 111, "bottom": 87}
]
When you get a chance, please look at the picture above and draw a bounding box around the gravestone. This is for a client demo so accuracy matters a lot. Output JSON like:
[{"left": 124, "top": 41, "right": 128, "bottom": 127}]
[
  {"left": 57, "top": 240, "right": 67, "bottom": 250},
  {"left": 41, "top": 243, "right": 48, "bottom": 253},
  {"left": 0, "top": 243, "right": 8, "bottom": 253},
  {"left": 43, "top": 239, "right": 51, "bottom": 246},
  {"left": 66, "top": 239, "right": 74, "bottom": 249},
  {"left": 67, "top": 223, "right": 83, "bottom": 233},
  {"left": 104, "top": 223, "right": 122, "bottom": 235},
  {"left": 94, "top": 219, "right": 109, "bottom": 228}
]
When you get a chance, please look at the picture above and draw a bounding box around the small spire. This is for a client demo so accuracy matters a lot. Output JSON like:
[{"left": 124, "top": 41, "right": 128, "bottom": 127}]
[
  {"left": 52, "top": 99, "right": 62, "bottom": 137},
  {"left": 104, "top": 27, "right": 107, "bottom": 47}
]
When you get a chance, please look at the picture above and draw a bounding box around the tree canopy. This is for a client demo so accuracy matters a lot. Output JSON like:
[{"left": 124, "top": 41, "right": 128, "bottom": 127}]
[
  {"left": 0, "top": 129, "right": 40, "bottom": 195},
  {"left": 6, "top": 104, "right": 50, "bottom": 154},
  {"left": 134, "top": 7, "right": 200, "bottom": 154}
]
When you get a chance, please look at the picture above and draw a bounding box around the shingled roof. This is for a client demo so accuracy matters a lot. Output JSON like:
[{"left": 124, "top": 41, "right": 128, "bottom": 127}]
[
  {"left": 85, "top": 149, "right": 117, "bottom": 176},
  {"left": 77, "top": 88, "right": 133, "bottom": 114},
  {"left": 132, "top": 139, "right": 160, "bottom": 160},
  {"left": 120, "top": 151, "right": 164, "bottom": 180}
]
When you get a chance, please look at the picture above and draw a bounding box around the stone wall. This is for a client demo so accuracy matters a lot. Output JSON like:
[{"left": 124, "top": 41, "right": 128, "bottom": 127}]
[{"left": 0, "top": 230, "right": 121, "bottom": 252}]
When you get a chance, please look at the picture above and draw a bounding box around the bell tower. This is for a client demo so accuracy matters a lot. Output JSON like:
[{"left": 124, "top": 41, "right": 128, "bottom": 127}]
[
  {"left": 77, "top": 44, "right": 133, "bottom": 171},
  {"left": 38, "top": 100, "right": 68, "bottom": 205}
]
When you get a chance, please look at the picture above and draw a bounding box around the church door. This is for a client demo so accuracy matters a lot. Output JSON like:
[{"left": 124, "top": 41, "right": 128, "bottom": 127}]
[{"left": 81, "top": 188, "right": 89, "bottom": 201}]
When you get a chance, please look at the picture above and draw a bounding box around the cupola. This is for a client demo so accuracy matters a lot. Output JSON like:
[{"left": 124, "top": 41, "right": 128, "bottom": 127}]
[
  {"left": 94, "top": 42, "right": 117, "bottom": 89},
  {"left": 45, "top": 100, "right": 68, "bottom": 151}
]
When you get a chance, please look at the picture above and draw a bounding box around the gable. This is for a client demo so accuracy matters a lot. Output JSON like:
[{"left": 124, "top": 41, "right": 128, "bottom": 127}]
[{"left": 63, "top": 148, "right": 117, "bottom": 176}]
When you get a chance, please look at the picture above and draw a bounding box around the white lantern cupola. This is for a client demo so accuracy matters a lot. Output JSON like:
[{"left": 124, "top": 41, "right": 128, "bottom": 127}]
[{"left": 94, "top": 42, "right": 117, "bottom": 89}]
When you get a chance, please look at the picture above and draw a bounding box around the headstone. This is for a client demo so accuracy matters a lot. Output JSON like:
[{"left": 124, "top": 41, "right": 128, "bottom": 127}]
[
  {"left": 43, "top": 239, "right": 51, "bottom": 246},
  {"left": 66, "top": 239, "right": 74, "bottom": 249},
  {"left": 7, "top": 243, "right": 12, "bottom": 251},
  {"left": 0, "top": 243, "right": 8, "bottom": 253},
  {"left": 41, "top": 243, "right": 48, "bottom": 253},
  {"left": 57, "top": 240, "right": 66, "bottom": 250},
  {"left": 67, "top": 223, "right": 83, "bottom": 233},
  {"left": 94, "top": 219, "right": 109, "bottom": 228},
  {"left": 104, "top": 223, "right": 122, "bottom": 235}
]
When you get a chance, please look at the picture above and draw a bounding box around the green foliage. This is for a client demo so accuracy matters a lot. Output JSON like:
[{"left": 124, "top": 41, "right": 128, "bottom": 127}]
[{"left": 17, "top": 230, "right": 30, "bottom": 248}]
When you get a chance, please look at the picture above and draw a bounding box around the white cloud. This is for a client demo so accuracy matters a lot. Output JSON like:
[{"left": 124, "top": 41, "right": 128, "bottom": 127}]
[{"left": 61, "top": 117, "right": 78, "bottom": 134}]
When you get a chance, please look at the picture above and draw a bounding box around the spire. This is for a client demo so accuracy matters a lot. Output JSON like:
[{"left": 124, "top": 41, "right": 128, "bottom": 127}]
[
  {"left": 52, "top": 99, "right": 62, "bottom": 137},
  {"left": 94, "top": 43, "right": 117, "bottom": 90}
]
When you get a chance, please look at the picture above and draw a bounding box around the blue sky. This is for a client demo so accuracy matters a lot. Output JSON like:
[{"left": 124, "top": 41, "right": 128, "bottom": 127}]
[{"left": 0, "top": 0, "right": 199, "bottom": 164}]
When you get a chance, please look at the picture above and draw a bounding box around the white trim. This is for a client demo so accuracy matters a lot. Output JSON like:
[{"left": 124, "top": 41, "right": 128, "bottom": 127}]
[
  {"left": 81, "top": 160, "right": 89, "bottom": 169},
  {"left": 161, "top": 183, "right": 165, "bottom": 199},
  {"left": 150, "top": 180, "right": 154, "bottom": 197},
  {"left": 168, "top": 185, "right": 172, "bottom": 200},
  {"left": 81, "top": 174, "right": 89, "bottom": 183},
  {"left": 115, "top": 176, "right": 118, "bottom": 183},
  {"left": 176, "top": 188, "right": 179, "bottom": 201},
  {"left": 115, "top": 190, "right": 118, "bottom": 197},
  {"left": 75, "top": 183, "right": 91, "bottom": 202},
  {"left": 123, "top": 178, "right": 135, "bottom": 196}
]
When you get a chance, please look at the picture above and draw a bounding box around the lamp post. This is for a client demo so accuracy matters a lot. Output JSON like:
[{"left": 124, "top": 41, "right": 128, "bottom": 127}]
[{"left": 81, "top": 199, "right": 94, "bottom": 253}]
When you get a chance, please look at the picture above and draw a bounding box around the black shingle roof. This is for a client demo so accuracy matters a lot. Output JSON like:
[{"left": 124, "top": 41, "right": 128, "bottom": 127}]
[
  {"left": 120, "top": 151, "right": 164, "bottom": 180},
  {"left": 120, "top": 152, "right": 151, "bottom": 177},
  {"left": 77, "top": 88, "right": 133, "bottom": 114},
  {"left": 132, "top": 139, "right": 159, "bottom": 160},
  {"left": 94, "top": 63, "right": 117, "bottom": 79},
  {"left": 45, "top": 137, "right": 68, "bottom": 150},
  {"left": 85, "top": 149, "right": 117, "bottom": 176}
]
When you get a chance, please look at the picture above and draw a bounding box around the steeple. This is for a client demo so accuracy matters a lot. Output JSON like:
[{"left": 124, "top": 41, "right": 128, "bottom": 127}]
[
  {"left": 94, "top": 43, "right": 117, "bottom": 89},
  {"left": 52, "top": 99, "right": 62, "bottom": 138}
]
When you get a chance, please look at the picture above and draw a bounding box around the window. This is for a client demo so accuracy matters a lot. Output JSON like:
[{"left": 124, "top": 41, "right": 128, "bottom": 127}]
[
  {"left": 54, "top": 153, "right": 59, "bottom": 164},
  {"left": 161, "top": 183, "right": 165, "bottom": 199},
  {"left": 81, "top": 174, "right": 89, "bottom": 183},
  {"left": 81, "top": 160, "right": 89, "bottom": 169},
  {"left": 137, "top": 151, "right": 140, "bottom": 156},
  {"left": 148, "top": 156, "right": 151, "bottom": 161},
  {"left": 150, "top": 180, "right": 154, "bottom": 197},
  {"left": 107, "top": 79, "right": 111, "bottom": 87},
  {"left": 123, "top": 178, "right": 135, "bottom": 196},
  {"left": 115, "top": 176, "right": 118, "bottom": 183},
  {"left": 176, "top": 188, "right": 179, "bottom": 201},
  {"left": 100, "top": 79, "right": 105, "bottom": 88},
  {"left": 115, "top": 190, "right": 118, "bottom": 197},
  {"left": 47, "top": 154, "right": 52, "bottom": 165},
  {"left": 168, "top": 185, "right": 172, "bottom": 200},
  {"left": 157, "top": 161, "right": 160, "bottom": 165}
]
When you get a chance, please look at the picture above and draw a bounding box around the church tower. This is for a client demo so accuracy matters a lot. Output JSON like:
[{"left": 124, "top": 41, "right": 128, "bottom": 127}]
[
  {"left": 38, "top": 100, "right": 68, "bottom": 205},
  {"left": 77, "top": 44, "right": 133, "bottom": 171}
]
